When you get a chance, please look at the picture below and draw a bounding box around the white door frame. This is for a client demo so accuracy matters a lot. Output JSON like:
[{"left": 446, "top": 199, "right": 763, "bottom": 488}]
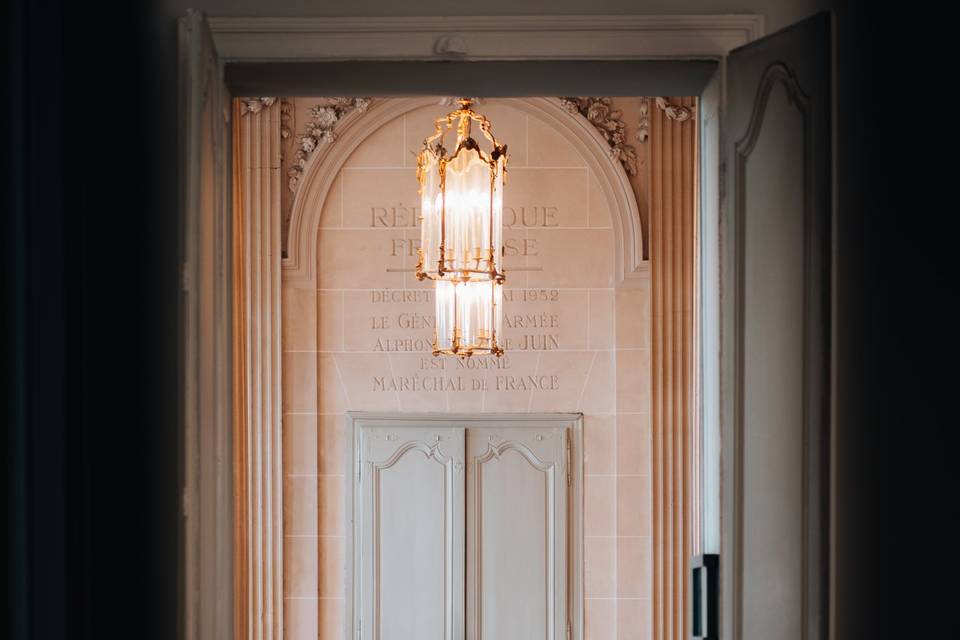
[{"left": 182, "top": 13, "right": 763, "bottom": 638}]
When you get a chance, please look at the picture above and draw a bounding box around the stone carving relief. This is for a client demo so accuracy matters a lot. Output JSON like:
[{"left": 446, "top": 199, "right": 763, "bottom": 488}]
[
  {"left": 655, "top": 96, "right": 694, "bottom": 122},
  {"left": 285, "top": 97, "right": 372, "bottom": 194},
  {"left": 637, "top": 97, "right": 651, "bottom": 143},
  {"left": 238, "top": 97, "right": 277, "bottom": 115},
  {"left": 636, "top": 97, "right": 695, "bottom": 143},
  {"left": 558, "top": 96, "right": 639, "bottom": 177}
]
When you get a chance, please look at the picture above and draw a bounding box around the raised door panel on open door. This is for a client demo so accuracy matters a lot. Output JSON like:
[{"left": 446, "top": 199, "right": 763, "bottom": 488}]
[
  {"left": 466, "top": 426, "right": 569, "bottom": 640},
  {"left": 358, "top": 426, "right": 465, "bottom": 640},
  {"left": 722, "top": 12, "right": 831, "bottom": 640}
]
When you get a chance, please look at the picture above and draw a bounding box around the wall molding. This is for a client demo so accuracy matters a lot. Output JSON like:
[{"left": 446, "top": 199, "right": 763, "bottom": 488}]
[{"left": 208, "top": 14, "right": 764, "bottom": 62}]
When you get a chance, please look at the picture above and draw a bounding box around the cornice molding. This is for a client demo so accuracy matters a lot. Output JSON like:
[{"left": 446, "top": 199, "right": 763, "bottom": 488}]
[{"left": 208, "top": 14, "right": 764, "bottom": 61}]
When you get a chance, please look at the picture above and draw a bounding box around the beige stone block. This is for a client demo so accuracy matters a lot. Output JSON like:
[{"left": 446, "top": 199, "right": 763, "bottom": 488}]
[
  {"left": 585, "top": 475, "right": 616, "bottom": 537},
  {"left": 284, "top": 597, "right": 318, "bottom": 638},
  {"left": 616, "top": 285, "right": 650, "bottom": 349},
  {"left": 584, "top": 537, "right": 617, "bottom": 598},
  {"left": 585, "top": 597, "right": 616, "bottom": 640},
  {"left": 317, "top": 229, "right": 405, "bottom": 289},
  {"left": 344, "top": 114, "right": 405, "bottom": 168},
  {"left": 526, "top": 350, "right": 596, "bottom": 413},
  {"left": 617, "top": 537, "right": 651, "bottom": 598},
  {"left": 284, "top": 535, "right": 318, "bottom": 597},
  {"left": 284, "top": 414, "right": 318, "bottom": 476},
  {"left": 617, "top": 475, "right": 651, "bottom": 537},
  {"left": 527, "top": 114, "right": 587, "bottom": 168},
  {"left": 501, "top": 261, "right": 528, "bottom": 290},
  {"left": 333, "top": 353, "right": 402, "bottom": 411},
  {"left": 318, "top": 172, "right": 342, "bottom": 228},
  {"left": 526, "top": 229, "right": 615, "bottom": 288},
  {"left": 319, "top": 598, "right": 345, "bottom": 639},
  {"left": 583, "top": 414, "right": 615, "bottom": 475},
  {"left": 580, "top": 351, "right": 616, "bottom": 415},
  {"left": 317, "top": 290, "right": 344, "bottom": 351},
  {"left": 616, "top": 414, "right": 650, "bottom": 475},
  {"left": 283, "top": 351, "right": 317, "bottom": 413},
  {"left": 501, "top": 288, "right": 588, "bottom": 351},
  {"left": 282, "top": 286, "right": 318, "bottom": 352},
  {"left": 318, "top": 353, "right": 349, "bottom": 415},
  {"left": 617, "top": 598, "right": 652, "bottom": 640},
  {"left": 475, "top": 351, "right": 542, "bottom": 412},
  {"left": 341, "top": 167, "right": 420, "bottom": 229},
  {"left": 388, "top": 352, "right": 461, "bottom": 413},
  {"left": 589, "top": 289, "right": 616, "bottom": 350},
  {"left": 319, "top": 536, "right": 345, "bottom": 598},
  {"left": 284, "top": 475, "right": 318, "bottom": 536},
  {"left": 588, "top": 169, "right": 614, "bottom": 228},
  {"left": 318, "top": 414, "right": 345, "bottom": 474},
  {"left": 318, "top": 475, "right": 345, "bottom": 535},
  {"left": 505, "top": 168, "right": 588, "bottom": 229},
  {"left": 342, "top": 289, "right": 433, "bottom": 353},
  {"left": 616, "top": 349, "right": 650, "bottom": 414}
]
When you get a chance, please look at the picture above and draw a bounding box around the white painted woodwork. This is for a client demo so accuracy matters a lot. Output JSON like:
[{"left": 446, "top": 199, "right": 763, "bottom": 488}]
[
  {"left": 722, "top": 12, "right": 831, "bottom": 640},
  {"left": 347, "top": 413, "right": 582, "bottom": 640},
  {"left": 466, "top": 427, "right": 568, "bottom": 640},
  {"left": 359, "top": 426, "right": 464, "bottom": 640},
  {"left": 178, "top": 10, "right": 234, "bottom": 640},
  {"left": 742, "top": 81, "right": 805, "bottom": 640},
  {"left": 699, "top": 73, "right": 722, "bottom": 557},
  {"left": 206, "top": 15, "right": 764, "bottom": 62}
]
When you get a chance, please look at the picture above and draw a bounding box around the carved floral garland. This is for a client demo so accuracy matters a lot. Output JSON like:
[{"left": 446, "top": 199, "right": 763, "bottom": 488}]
[
  {"left": 636, "top": 97, "right": 695, "bottom": 143},
  {"left": 559, "top": 96, "right": 639, "bottom": 177},
  {"left": 239, "top": 97, "right": 277, "bottom": 116},
  {"left": 285, "top": 97, "right": 372, "bottom": 193}
]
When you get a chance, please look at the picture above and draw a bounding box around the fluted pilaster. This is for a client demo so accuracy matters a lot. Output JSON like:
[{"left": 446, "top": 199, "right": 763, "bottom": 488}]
[
  {"left": 649, "top": 96, "right": 698, "bottom": 640},
  {"left": 234, "top": 98, "right": 284, "bottom": 640}
]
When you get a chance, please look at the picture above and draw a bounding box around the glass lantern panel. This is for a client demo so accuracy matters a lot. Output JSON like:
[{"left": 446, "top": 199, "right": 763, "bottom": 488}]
[
  {"left": 434, "top": 280, "right": 456, "bottom": 353},
  {"left": 418, "top": 150, "right": 442, "bottom": 279},
  {"left": 443, "top": 148, "right": 492, "bottom": 279}
]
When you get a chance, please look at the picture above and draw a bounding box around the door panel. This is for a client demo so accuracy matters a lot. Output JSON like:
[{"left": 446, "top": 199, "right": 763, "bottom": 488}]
[
  {"left": 466, "top": 427, "right": 568, "bottom": 640},
  {"left": 722, "top": 12, "right": 832, "bottom": 640},
  {"left": 360, "top": 427, "right": 465, "bottom": 640},
  {"left": 350, "top": 416, "right": 579, "bottom": 640}
]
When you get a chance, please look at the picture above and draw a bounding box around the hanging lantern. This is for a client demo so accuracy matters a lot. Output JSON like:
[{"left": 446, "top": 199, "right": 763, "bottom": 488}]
[{"left": 416, "top": 98, "right": 508, "bottom": 357}]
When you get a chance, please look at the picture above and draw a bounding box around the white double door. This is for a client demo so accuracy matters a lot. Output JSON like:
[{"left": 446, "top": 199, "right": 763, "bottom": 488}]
[{"left": 353, "top": 419, "right": 572, "bottom": 640}]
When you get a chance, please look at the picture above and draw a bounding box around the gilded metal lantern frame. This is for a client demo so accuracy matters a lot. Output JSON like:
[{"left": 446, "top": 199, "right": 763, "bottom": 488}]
[{"left": 415, "top": 99, "right": 509, "bottom": 357}]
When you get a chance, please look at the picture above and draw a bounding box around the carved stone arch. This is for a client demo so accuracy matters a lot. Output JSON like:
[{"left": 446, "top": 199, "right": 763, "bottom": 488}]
[{"left": 282, "top": 96, "right": 646, "bottom": 286}]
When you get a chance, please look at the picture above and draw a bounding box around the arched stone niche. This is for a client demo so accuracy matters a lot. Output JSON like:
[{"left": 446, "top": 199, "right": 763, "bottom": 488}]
[
  {"left": 283, "top": 97, "right": 646, "bottom": 287},
  {"left": 279, "top": 97, "right": 652, "bottom": 640}
]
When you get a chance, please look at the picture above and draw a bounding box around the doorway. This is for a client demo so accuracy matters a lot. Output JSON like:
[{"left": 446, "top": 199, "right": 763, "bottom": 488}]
[{"left": 179, "top": 12, "right": 832, "bottom": 640}]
